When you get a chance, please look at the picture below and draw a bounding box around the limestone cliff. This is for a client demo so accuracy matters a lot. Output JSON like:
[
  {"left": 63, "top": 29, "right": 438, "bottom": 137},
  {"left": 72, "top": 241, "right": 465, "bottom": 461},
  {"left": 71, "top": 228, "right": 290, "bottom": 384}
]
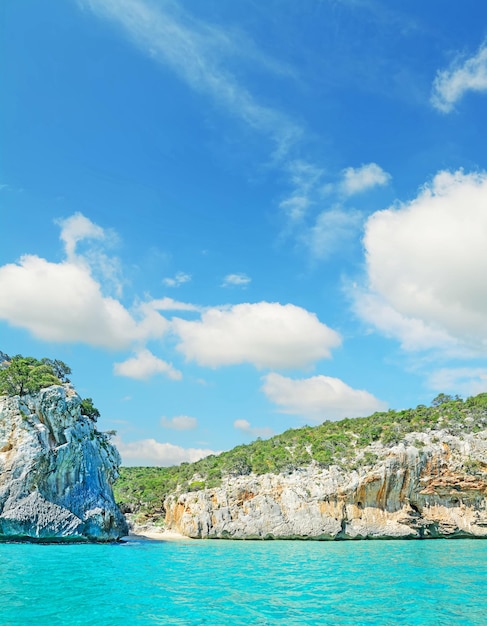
[
  {"left": 164, "top": 429, "right": 487, "bottom": 539},
  {"left": 0, "top": 385, "right": 128, "bottom": 541}
]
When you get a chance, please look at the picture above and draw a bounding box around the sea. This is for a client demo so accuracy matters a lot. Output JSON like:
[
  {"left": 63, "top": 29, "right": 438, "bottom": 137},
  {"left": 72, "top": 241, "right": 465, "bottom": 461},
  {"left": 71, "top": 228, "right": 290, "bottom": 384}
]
[{"left": 1, "top": 538, "right": 486, "bottom": 625}]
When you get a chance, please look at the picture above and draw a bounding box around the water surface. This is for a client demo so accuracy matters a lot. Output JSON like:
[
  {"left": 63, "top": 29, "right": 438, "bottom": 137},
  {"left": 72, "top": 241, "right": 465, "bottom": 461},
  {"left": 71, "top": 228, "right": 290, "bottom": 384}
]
[{"left": 1, "top": 538, "right": 486, "bottom": 625}]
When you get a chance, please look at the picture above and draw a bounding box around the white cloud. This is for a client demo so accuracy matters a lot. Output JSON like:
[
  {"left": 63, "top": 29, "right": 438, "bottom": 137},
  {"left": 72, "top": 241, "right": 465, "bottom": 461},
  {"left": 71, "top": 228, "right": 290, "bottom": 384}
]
[
  {"left": 0, "top": 255, "right": 148, "bottom": 349},
  {"left": 261, "top": 373, "right": 387, "bottom": 421},
  {"left": 357, "top": 169, "right": 487, "bottom": 354},
  {"left": 161, "top": 415, "right": 198, "bottom": 430},
  {"left": 82, "top": 0, "right": 301, "bottom": 156},
  {"left": 163, "top": 272, "right": 191, "bottom": 287},
  {"left": 222, "top": 273, "right": 251, "bottom": 287},
  {"left": 57, "top": 212, "right": 105, "bottom": 260},
  {"left": 427, "top": 368, "right": 487, "bottom": 397},
  {"left": 340, "top": 163, "right": 391, "bottom": 196},
  {"left": 353, "top": 290, "right": 461, "bottom": 353},
  {"left": 57, "top": 212, "right": 124, "bottom": 296},
  {"left": 148, "top": 297, "right": 201, "bottom": 312},
  {"left": 431, "top": 44, "right": 487, "bottom": 113},
  {"left": 173, "top": 302, "right": 341, "bottom": 369},
  {"left": 233, "top": 419, "right": 274, "bottom": 438},
  {"left": 279, "top": 160, "right": 324, "bottom": 222},
  {"left": 0, "top": 213, "right": 170, "bottom": 349},
  {"left": 304, "top": 207, "right": 362, "bottom": 260},
  {"left": 114, "top": 349, "right": 182, "bottom": 381},
  {"left": 279, "top": 161, "right": 387, "bottom": 260},
  {"left": 114, "top": 436, "right": 215, "bottom": 466}
]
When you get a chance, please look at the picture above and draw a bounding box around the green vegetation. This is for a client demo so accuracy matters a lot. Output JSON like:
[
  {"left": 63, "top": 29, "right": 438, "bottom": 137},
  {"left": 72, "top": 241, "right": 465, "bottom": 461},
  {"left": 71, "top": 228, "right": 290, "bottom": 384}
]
[
  {"left": 0, "top": 355, "right": 70, "bottom": 396},
  {"left": 81, "top": 397, "right": 101, "bottom": 420},
  {"left": 0, "top": 354, "right": 100, "bottom": 420},
  {"left": 114, "top": 393, "right": 487, "bottom": 519}
]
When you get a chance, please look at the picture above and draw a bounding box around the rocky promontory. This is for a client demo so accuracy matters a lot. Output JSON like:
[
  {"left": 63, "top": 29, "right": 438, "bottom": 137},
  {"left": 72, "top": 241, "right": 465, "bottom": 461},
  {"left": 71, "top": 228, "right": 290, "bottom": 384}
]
[{"left": 0, "top": 383, "right": 128, "bottom": 542}]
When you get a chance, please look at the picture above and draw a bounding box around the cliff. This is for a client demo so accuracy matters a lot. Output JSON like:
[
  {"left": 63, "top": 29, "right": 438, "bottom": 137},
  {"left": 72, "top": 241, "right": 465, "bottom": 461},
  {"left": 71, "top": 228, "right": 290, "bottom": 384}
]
[
  {"left": 164, "top": 429, "right": 487, "bottom": 539},
  {"left": 0, "top": 385, "right": 128, "bottom": 541}
]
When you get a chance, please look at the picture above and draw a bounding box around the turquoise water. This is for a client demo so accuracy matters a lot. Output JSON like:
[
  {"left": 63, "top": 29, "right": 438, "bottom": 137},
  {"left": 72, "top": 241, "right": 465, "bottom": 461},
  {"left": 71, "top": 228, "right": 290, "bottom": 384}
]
[{"left": 1, "top": 538, "right": 486, "bottom": 625}]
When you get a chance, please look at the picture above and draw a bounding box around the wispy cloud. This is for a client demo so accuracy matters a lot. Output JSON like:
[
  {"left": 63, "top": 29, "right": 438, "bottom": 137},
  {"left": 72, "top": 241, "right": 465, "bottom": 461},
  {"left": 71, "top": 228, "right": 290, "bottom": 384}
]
[
  {"left": 427, "top": 367, "right": 487, "bottom": 397},
  {"left": 431, "top": 43, "right": 487, "bottom": 113},
  {"left": 161, "top": 415, "right": 198, "bottom": 430},
  {"left": 222, "top": 273, "right": 251, "bottom": 288},
  {"left": 81, "top": 0, "right": 302, "bottom": 157},
  {"left": 279, "top": 160, "right": 388, "bottom": 260},
  {"left": 57, "top": 212, "right": 105, "bottom": 261},
  {"left": 279, "top": 160, "right": 325, "bottom": 223},
  {"left": 302, "top": 206, "right": 362, "bottom": 260},
  {"left": 233, "top": 419, "right": 274, "bottom": 439},
  {"left": 148, "top": 297, "right": 201, "bottom": 312},
  {"left": 82, "top": 0, "right": 391, "bottom": 263},
  {"left": 163, "top": 271, "right": 192, "bottom": 287}
]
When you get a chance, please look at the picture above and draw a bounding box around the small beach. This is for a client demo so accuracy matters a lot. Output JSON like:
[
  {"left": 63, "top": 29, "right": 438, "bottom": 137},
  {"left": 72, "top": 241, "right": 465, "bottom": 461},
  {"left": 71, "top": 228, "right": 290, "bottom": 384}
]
[{"left": 128, "top": 528, "right": 188, "bottom": 541}]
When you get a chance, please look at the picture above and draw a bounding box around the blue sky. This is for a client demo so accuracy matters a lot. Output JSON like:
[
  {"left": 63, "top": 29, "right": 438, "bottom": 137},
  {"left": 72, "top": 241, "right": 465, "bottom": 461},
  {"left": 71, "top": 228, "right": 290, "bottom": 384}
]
[{"left": 3, "top": 0, "right": 487, "bottom": 465}]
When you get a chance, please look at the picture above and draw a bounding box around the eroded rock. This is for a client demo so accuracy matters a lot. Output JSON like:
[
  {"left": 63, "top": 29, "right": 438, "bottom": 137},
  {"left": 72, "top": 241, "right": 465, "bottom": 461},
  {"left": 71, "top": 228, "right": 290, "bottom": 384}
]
[
  {"left": 164, "top": 433, "right": 487, "bottom": 540},
  {"left": 0, "top": 385, "right": 128, "bottom": 541}
]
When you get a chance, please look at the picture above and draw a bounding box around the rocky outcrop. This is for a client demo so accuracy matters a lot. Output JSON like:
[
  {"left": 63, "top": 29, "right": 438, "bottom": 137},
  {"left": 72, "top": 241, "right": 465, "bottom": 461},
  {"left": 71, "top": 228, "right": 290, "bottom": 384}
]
[
  {"left": 0, "top": 385, "right": 128, "bottom": 541},
  {"left": 165, "top": 430, "right": 487, "bottom": 539}
]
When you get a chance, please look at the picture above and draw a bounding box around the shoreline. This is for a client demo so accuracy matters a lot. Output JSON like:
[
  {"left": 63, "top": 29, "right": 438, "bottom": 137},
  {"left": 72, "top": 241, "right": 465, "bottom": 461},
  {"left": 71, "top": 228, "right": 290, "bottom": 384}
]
[{"left": 126, "top": 528, "right": 189, "bottom": 542}]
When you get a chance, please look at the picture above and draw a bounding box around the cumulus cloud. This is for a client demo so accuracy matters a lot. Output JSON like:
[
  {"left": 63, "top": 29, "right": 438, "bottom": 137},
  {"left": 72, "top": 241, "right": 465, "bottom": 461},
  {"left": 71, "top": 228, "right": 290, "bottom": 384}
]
[
  {"left": 340, "top": 163, "right": 391, "bottom": 196},
  {"left": 173, "top": 302, "right": 341, "bottom": 369},
  {"left": 114, "top": 436, "right": 215, "bottom": 466},
  {"left": 353, "top": 290, "right": 461, "bottom": 353},
  {"left": 357, "top": 169, "right": 487, "bottom": 354},
  {"left": 432, "top": 44, "right": 487, "bottom": 113},
  {"left": 233, "top": 419, "right": 274, "bottom": 438},
  {"left": 161, "top": 415, "right": 198, "bottom": 430},
  {"left": 222, "top": 273, "right": 251, "bottom": 287},
  {"left": 162, "top": 272, "right": 191, "bottom": 287},
  {"left": 0, "top": 214, "right": 170, "bottom": 349},
  {"left": 114, "top": 349, "right": 182, "bottom": 381},
  {"left": 261, "top": 373, "right": 387, "bottom": 421},
  {"left": 427, "top": 368, "right": 487, "bottom": 397},
  {"left": 0, "top": 255, "right": 147, "bottom": 348}
]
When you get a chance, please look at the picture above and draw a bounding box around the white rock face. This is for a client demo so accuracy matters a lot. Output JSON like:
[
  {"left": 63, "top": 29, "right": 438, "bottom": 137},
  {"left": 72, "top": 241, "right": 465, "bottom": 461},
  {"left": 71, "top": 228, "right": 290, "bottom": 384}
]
[
  {"left": 165, "top": 432, "right": 487, "bottom": 540},
  {"left": 0, "top": 385, "right": 128, "bottom": 541}
]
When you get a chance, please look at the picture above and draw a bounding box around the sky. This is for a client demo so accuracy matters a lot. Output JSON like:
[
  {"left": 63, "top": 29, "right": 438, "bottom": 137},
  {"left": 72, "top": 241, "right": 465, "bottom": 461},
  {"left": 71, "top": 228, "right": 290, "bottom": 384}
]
[{"left": 3, "top": 0, "right": 487, "bottom": 466}]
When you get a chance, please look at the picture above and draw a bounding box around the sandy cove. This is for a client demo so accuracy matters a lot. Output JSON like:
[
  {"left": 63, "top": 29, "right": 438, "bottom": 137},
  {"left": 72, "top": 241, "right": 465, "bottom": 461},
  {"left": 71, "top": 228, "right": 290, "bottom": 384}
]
[{"left": 127, "top": 528, "right": 189, "bottom": 541}]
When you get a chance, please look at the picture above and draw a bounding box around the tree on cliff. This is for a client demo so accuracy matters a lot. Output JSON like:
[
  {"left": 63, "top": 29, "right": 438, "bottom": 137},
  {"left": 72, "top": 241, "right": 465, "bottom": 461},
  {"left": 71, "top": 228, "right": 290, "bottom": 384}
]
[
  {"left": 81, "top": 397, "right": 100, "bottom": 420},
  {"left": 40, "top": 358, "right": 71, "bottom": 383},
  {"left": 0, "top": 355, "right": 63, "bottom": 396}
]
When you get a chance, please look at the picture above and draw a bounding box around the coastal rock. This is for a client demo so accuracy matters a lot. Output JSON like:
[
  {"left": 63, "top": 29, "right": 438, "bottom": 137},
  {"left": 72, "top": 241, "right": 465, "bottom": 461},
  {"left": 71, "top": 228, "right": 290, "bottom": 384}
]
[
  {"left": 0, "top": 385, "right": 128, "bottom": 541},
  {"left": 164, "top": 432, "right": 487, "bottom": 539}
]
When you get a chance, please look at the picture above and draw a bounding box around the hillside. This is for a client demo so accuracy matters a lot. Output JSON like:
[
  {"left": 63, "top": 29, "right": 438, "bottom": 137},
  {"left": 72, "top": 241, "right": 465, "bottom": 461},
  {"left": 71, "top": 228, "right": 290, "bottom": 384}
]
[{"left": 114, "top": 393, "right": 487, "bottom": 536}]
